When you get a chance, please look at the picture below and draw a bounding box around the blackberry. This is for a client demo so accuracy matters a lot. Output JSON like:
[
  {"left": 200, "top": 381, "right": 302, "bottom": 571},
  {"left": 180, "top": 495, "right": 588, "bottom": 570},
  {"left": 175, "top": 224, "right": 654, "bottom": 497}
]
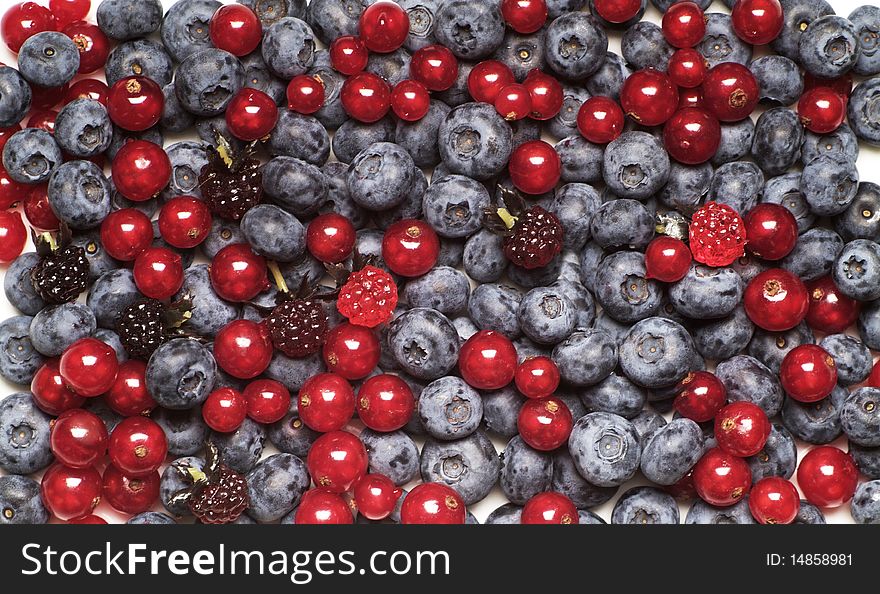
[
  {"left": 484, "top": 187, "right": 563, "bottom": 269},
  {"left": 116, "top": 297, "right": 191, "bottom": 360},
  {"left": 30, "top": 230, "right": 90, "bottom": 304},
  {"left": 198, "top": 135, "right": 263, "bottom": 220},
  {"left": 168, "top": 443, "right": 250, "bottom": 524},
  {"left": 265, "top": 299, "right": 328, "bottom": 358}
]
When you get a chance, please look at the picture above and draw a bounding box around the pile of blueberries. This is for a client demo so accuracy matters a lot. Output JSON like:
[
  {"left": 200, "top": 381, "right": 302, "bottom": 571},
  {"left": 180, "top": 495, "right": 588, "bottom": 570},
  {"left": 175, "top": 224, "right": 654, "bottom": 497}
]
[{"left": 2, "top": 0, "right": 880, "bottom": 526}]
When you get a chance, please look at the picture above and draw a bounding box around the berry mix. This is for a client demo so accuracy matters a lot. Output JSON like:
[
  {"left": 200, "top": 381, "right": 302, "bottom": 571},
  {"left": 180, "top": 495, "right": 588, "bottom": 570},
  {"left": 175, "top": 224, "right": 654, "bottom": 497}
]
[{"left": 2, "top": 0, "right": 880, "bottom": 527}]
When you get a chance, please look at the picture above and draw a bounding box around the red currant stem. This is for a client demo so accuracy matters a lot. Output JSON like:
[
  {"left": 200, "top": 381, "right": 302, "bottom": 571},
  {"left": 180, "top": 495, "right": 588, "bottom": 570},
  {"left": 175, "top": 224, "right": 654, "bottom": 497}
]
[{"left": 266, "top": 260, "right": 290, "bottom": 294}]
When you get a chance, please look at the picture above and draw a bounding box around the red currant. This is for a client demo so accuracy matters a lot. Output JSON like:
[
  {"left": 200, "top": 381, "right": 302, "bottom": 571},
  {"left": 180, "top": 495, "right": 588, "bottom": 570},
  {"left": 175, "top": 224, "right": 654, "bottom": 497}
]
[
  {"left": 500, "top": 0, "right": 547, "bottom": 34},
  {"left": 592, "top": 0, "right": 642, "bottom": 23},
  {"left": 714, "top": 401, "right": 771, "bottom": 457},
  {"left": 68, "top": 514, "right": 106, "bottom": 524},
  {"left": 678, "top": 86, "right": 704, "bottom": 109},
  {"left": 323, "top": 322, "right": 381, "bottom": 380},
  {"left": 743, "top": 203, "right": 797, "bottom": 261},
  {"left": 702, "top": 62, "right": 759, "bottom": 122},
  {"left": 620, "top": 68, "right": 679, "bottom": 126},
  {"left": 62, "top": 20, "right": 109, "bottom": 74},
  {"left": 107, "top": 77, "right": 164, "bottom": 132},
  {"left": 410, "top": 44, "right": 459, "bottom": 91},
  {"left": 523, "top": 69, "right": 563, "bottom": 120},
  {"left": 40, "top": 463, "right": 101, "bottom": 520},
  {"left": 329, "top": 35, "right": 369, "bottom": 76},
  {"left": 49, "top": 0, "right": 89, "bottom": 27},
  {"left": 27, "top": 109, "right": 57, "bottom": 133},
  {"left": 693, "top": 447, "right": 752, "bottom": 507},
  {"left": 306, "top": 212, "right": 356, "bottom": 263},
  {"left": 644, "top": 236, "right": 692, "bottom": 282},
  {"left": 202, "top": 387, "right": 248, "bottom": 433},
  {"left": 518, "top": 397, "right": 573, "bottom": 451},
  {"left": 666, "top": 469, "right": 697, "bottom": 500},
  {"left": 105, "top": 359, "right": 156, "bottom": 416},
  {"left": 65, "top": 79, "right": 109, "bottom": 105},
  {"left": 779, "top": 344, "right": 837, "bottom": 403},
  {"left": 494, "top": 82, "right": 532, "bottom": 121},
  {"left": 22, "top": 184, "right": 58, "bottom": 230},
  {"left": 514, "top": 355, "right": 560, "bottom": 399},
  {"left": 1, "top": 2, "right": 55, "bottom": 53},
  {"left": 243, "top": 379, "right": 290, "bottom": 424},
  {"left": 209, "top": 3, "right": 262, "bottom": 57},
  {"left": 0, "top": 210, "right": 26, "bottom": 263},
  {"left": 50, "top": 408, "right": 108, "bottom": 468},
  {"left": 158, "top": 196, "right": 212, "bottom": 249},
  {"left": 30, "top": 82, "right": 67, "bottom": 109},
  {"left": 0, "top": 123, "right": 21, "bottom": 153},
  {"left": 459, "top": 330, "right": 517, "bottom": 390},
  {"left": 673, "top": 371, "right": 726, "bottom": 423},
  {"left": 99, "top": 208, "right": 153, "bottom": 261},
  {"left": 663, "top": 107, "right": 721, "bottom": 164},
  {"left": 805, "top": 276, "right": 861, "bottom": 334},
  {"left": 0, "top": 163, "right": 26, "bottom": 209},
  {"left": 59, "top": 337, "right": 118, "bottom": 397},
  {"left": 357, "top": 373, "right": 415, "bottom": 432},
  {"left": 467, "top": 59, "right": 515, "bottom": 104},
  {"left": 298, "top": 372, "right": 355, "bottom": 432},
  {"left": 749, "top": 477, "right": 799, "bottom": 524},
  {"left": 31, "top": 359, "right": 84, "bottom": 415},
  {"left": 286, "top": 74, "right": 325, "bottom": 115},
  {"left": 576, "top": 95, "right": 624, "bottom": 144},
  {"left": 871, "top": 363, "right": 880, "bottom": 388},
  {"left": 102, "top": 466, "right": 160, "bottom": 515},
  {"left": 294, "top": 489, "right": 354, "bottom": 524},
  {"left": 133, "top": 246, "right": 184, "bottom": 300},
  {"left": 667, "top": 48, "right": 707, "bottom": 88},
  {"left": 804, "top": 72, "right": 852, "bottom": 102},
  {"left": 353, "top": 473, "right": 401, "bottom": 520},
  {"left": 359, "top": 1, "right": 409, "bottom": 54},
  {"left": 306, "top": 430, "right": 368, "bottom": 493},
  {"left": 796, "top": 446, "right": 858, "bottom": 508},
  {"left": 400, "top": 483, "right": 466, "bottom": 524},
  {"left": 226, "top": 87, "right": 278, "bottom": 142},
  {"left": 731, "top": 0, "right": 783, "bottom": 45},
  {"left": 798, "top": 86, "right": 846, "bottom": 134},
  {"left": 381, "top": 218, "right": 440, "bottom": 277},
  {"left": 213, "top": 319, "right": 273, "bottom": 379},
  {"left": 661, "top": 1, "right": 706, "bottom": 48},
  {"left": 111, "top": 139, "right": 170, "bottom": 201},
  {"left": 508, "top": 139, "right": 561, "bottom": 195},
  {"left": 340, "top": 72, "right": 391, "bottom": 123},
  {"left": 521, "top": 491, "right": 578, "bottom": 524},
  {"left": 209, "top": 243, "right": 269, "bottom": 302},
  {"left": 390, "top": 79, "right": 431, "bottom": 121},
  {"left": 743, "top": 268, "right": 809, "bottom": 332},
  {"left": 108, "top": 416, "right": 167, "bottom": 477}
]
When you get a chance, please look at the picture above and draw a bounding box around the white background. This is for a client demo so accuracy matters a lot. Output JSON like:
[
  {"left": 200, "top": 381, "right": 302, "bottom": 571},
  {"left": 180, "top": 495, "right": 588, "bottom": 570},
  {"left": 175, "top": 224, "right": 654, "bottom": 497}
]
[{"left": 0, "top": 0, "right": 877, "bottom": 524}]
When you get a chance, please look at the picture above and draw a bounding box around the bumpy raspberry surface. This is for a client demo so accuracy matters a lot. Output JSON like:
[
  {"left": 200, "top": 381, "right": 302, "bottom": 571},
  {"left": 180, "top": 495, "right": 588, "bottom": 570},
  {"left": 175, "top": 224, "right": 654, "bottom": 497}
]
[
  {"left": 336, "top": 265, "right": 399, "bottom": 327},
  {"left": 689, "top": 202, "right": 747, "bottom": 267}
]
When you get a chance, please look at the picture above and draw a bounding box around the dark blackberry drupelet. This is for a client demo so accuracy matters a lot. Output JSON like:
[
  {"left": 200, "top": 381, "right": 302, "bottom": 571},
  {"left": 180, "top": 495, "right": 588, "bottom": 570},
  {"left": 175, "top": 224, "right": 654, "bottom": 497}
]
[
  {"left": 116, "top": 299, "right": 168, "bottom": 360},
  {"left": 503, "top": 206, "right": 564, "bottom": 270},
  {"left": 265, "top": 299, "right": 328, "bottom": 358},
  {"left": 198, "top": 138, "right": 263, "bottom": 221},
  {"left": 30, "top": 244, "right": 90, "bottom": 304},
  {"left": 168, "top": 443, "right": 250, "bottom": 524}
]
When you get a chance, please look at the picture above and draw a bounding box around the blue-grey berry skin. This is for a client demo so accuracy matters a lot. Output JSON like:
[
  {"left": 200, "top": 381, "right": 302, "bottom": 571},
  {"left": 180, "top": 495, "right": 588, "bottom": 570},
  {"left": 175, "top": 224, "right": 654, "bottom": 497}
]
[
  {"left": 0, "top": 393, "right": 53, "bottom": 475},
  {"left": 631, "top": 409, "right": 668, "bottom": 445},
  {"left": 832, "top": 239, "right": 880, "bottom": 301},
  {"left": 849, "top": 77, "right": 880, "bottom": 146},
  {"left": 94, "top": 328, "right": 127, "bottom": 364},
  {"left": 621, "top": 21, "right": 673, "bottom": 71},
  {"left": 2, "top": 128, "right": 61, "bottom": 185},
  {"left": 436, "top": 237, "right": 464, "bottom": 269},
  {"left": 602, "top": 131, "right": 670, "bottom": 201},
  {"left": 568, "top": 411, "right": 640, "bottom": 487},
  {"left": 81, "top": 398, "right": 121, "bottom": 435},
  {"left": 265, "top": 351, "right": 325, "bottom": 392},
  {"left": 802, "top": 155, "right": 859, "bottom": 216},
  {"left": 543, "top": 183, "right": 601, "bottom": 252},
  {"left": 104, "top": 39, "right": 174, "bottom": 87},
  {"left": 452, "top": 316, "right": 479, "bottom": 343},
  {"left": 691, "top": 305, "right": 755, "bottom": 361},
  {"left": 840, "top": 387, "right": 880, "bottom": 447},
  {"left": 0, "top": 475, "right": 48, "bottom": 524},
  {"left": 698, "top": 13, "right": 752, "bottom": 68},
  {"left": 267, "top": 111, "right": 330, "bottom": 166},
  {"left": 157, "top": 143, "right": 206, "bottom": 204},
  {"left": 240, "top": 204, "right": 305, "bottom": 262},
  {"left": 763, "top": 172, "right": 816, "bottom": 234},
  {"left": 553, "top": 278, "right": 596, "bottom": 330},
  {"left": 619, "top": 317, "right": 694, "bottom": 389},
  {"left": 492, "top": 29, "right": 546, "bottom": 82},
  {"left": 127, "top": 512, "right": 177, "bottom": 524},
  {"left": 418, "top": 375, "right": 483, "bottom": 440},
  {"left": 556, "top": 135, "right": 604, "bottom": 184},
  {"left": 581, "top": 372, "right": 646, "bottom": 419},
  {"left": 859, "top": 298, "right": 880, "bottom": 350},
  {"left": 321, "top": 162, "right": 369, "bottom": 229},
  {"left": 591, "top": 311, "right": 630, "bottom": 347},
  {"left": 201, "top": 219, "right": 245, "bottom": 260},
  {"left": 433, "top": 0, "right": 504, "bottom": 60},
  {"left": 748, "top": 423, "right": 797, "bottom": 482},
  {"left": 0, "top": 316, "right": 42, "bottom": 386},
  {"left": 589, "top": 198, "right": 654, "bottom": 251},
  {"left": 160, "top": 0, "right": 220, "bottom": 62},
  {"left": 463, "top": 230, "right": 507, "bottom": 283},
  {"left": 403, "top": 267, "right": 470, "bottom": 315},
  {"left": 708, "top": 161, "right": 764, "bottom": 214},
  {"left": 750, "top": 55, "right": 803, "bottom": 106},
  {"left": 552, "top": 328, "right": 617, "bottom": 387},
  {"left": 53, "top": 99, "right": 112, "bottom": 158},
  {"left": 851, "top": 480, "right": 880, "bottom": 524},
  {"left": 146, "top": 338, "right": 217, "bottom": 410},
  {"left": 245, "top": 453, "right": 310, "bottom": 522},
  {"left": 0, "top": 66, "right": 30, "bottom": 127},
  {"left": 346, "top": 142, "right": 416, "bottom": 211},
  {"left": 421, "top": 174, "right": 489, "bottom": 239},
  {"left": 267, "top": 401, "right": 318, "bottom": 459},
  {"left": 612, "top": 486, "right": 679, "bottom": 524},
  {"left": 394, "top": 99, "right": 449, "bottom": 168},
  {"left": 438, "top": 102, "right": 512, "bottom": 181},
  {"left": 29, "top": 303, "right": 95, "bottom": 357},
  {"left": 669, "top": 263, "right": 742, "bottom": 320},
  {"left": 387, "top": 308, "right": 459, "bottom": 381},
  {"left": 160, "top": 456, "right": 205, "bottom": 516},
  {"left": 771, "top": 0, "right": 834, "bottom": 60},
  {"left": 46, "top": 160, "right": 111, "bottom": 230},
  {"left": 485, "top": 503, "right": 523, "bottom": 524},
  {"left": 517, "top": 286, "right": 576, "bottom": 345},
  {"left": 851, "top": 442, "right": 880, "bottom": 479},
  {"left": 685, "top": 498, "right": 755, "bottom": 524},
  {"left": 421, "top": 431, "right": 499, "bottom": 505},
  {"left": 209, "top": 417, "right": 265, "bottom": 474},
  {"left": 716, "top": 355, "right": 786, "bottom": 418},
  {"left": 374, "top": 169, "right": 427, "bottom": 229},
  {"left": 398, "top": 0, "right": 440, "bottom": 52},
  {"left": 467, "top": 283, "right": 521, "bottom": 338},
  {"left": 302, "top": 0, "right": 359, "bottom": 43},
  {"left": 4, "top": 253, "right": 45, "bottom": 316},
  {"left": 87, "top": 269, "right": 140, "bottom": 330},
  {"left": 798, "top": 15, "right": 860, "bottom": 79},
  {"left": 653, "top": 0, "right": 711, "bottom": 10},
  {"left": 480, "top": 386, "right": 525, "bottom": 438},
  {"left": 594, "top": 251, "right": 663, "bottom": 324},
  {"left": 17, "top": 32, "right": 79, "bottom": 88},
  {"left": 261, "top": 17, "right": 316, "bottom": 79},
  {"left": 365, "top": 47, "right": 411, "bottom": 87},
  {"left": 96, "top": 0, "right": 162, "bottom": 40},
  {"left": 713, "top": 118, "right": 755, "bottom": 165},
  {"left": 657, "top": 162, "right": 712, "bottom": 216},
  {"left": 360, "top": 428, "right": 420, "bottom": 486},
  {"left": 499, "top": 435, "right": 552, "bottom": 505},
  {"left": 820, "top": 334, "right": 872, "bottom": 386},
  {"left": 586, "top": 51, "right": 631, "bottom": 100},
  {"left": 803, "top": 124, "right": 859, "bottom": 167},
  {"left": 174, "top": 264, "right": 239, "bottom": 337},
  {"left": 262, "top": 156, "right": 328, "bottom": 216},
  {"left": 793, "top": 500, "right": 826, "bottom": 524},
  {"left": 550, "top": 450, "right": 617, "bottom": 508},
  {"left": 507, "top": 255, "right": 562, "bottom": 289},
  {"left": 749, "top": 322, "right": 815, "bottom": 375},
  {"left": 783, "top": 385, "right": 846, "bottom": 445},
  {"left": 850, "top": 6, "right": 880, "bottom": 76},
  {"left": 152, "top": 407, "right": 210, "bottom": 456},
  {"left": 836, "top": 182, "right": 880, "bottom": 242},
  {"left": 174, "top": 48, "right": 245, "bottom": 116},
  {"left": 547, "top": 85, "right": 589, "bottom": 139},
  {"left": 240, "top": 51, "right": 287, "bottom": 107},
  {"left": 780, "top": 227, "right": 844, "bottom": 282},
  {"left": 640, "top": 418, "right": 704, "bottom": 486},
  {"left": 107, "top": 125, "right": 164, "bottom": 160},
  {"left": 750, "top": 108, "right": 803, "bottom": 177},
  {"left": 332, "top": 116, "right": 396, "bottom": 164}
]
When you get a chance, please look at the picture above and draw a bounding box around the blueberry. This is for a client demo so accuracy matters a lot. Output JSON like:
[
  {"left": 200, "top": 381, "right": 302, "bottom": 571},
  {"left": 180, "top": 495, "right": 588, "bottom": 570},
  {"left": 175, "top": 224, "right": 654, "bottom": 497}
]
[
  {"left": 802, "top": 155, "right": 859, "bottom": 217},
  {"left": 685, "top": 498, "right": 755, "bottom": 524},
  {"left": 652, "top": 0, "right": 711, "bottom": 9},
  {"left": 0, "top": 475, "right": 48, "bottom": 524},
  {"left": 594, "top": 251, "right": 663, "bottom": 324},
  {"left": 657, "top": 162, "right": 712, "bottom": 216},
  {"left": 549, "top": 449, "right": 616, "bottom": 508},
  {"left": 17, "top": 31, "right": 79, "bottom": 88},
  {"left": 0, "top": 66, "right": 30, "bottom": 127},
  {"left": 160, "top": 456, "right": 205, "bottom": 516},
  {"left": 304, "top": 0, "right": 362, "bottom": 44},
  {"left": 358, "top": 429, "right": 419, "bottom": 487},
  {"left": 485, "top": 503, "right": 522, "bottom": 524},
  {"left": 418, "top": 176, "right": 487, "bottom": 240},
  {"left": 832, "top": 239, "right": 880, "bottom": 301},
  {"left": 106, "top": 125, "right": 164, "bottom": 160},
  {"left": 612, "top": 486, "right": 679, "bottom": 524},
  {"left": 691, "top": 305, "right": 755, "bottom": 361},
  {"left": 332, "top": 116, "right": 395, "bottom": 164},
  {"left": 365, "top": 47, "right": 411, "bottom": 87},
  {"left": 152, "top": 407, "right": 210, "bottom": 456},
  {"left": 835, "top": 182, "right": 880, "bottom": 242},
  {"left": 792, "top": 500, "right": 825, "bottom": 524},
  {"left": 261, "top": 17, "right": 316, "bottom": 79},
  {"left": 619, "top": 317, "right": 695, "bottom": 389},
  {"left": 479, "top": 386, "right": 524, "bottom": 438},
  {"left": 265, "top": 351, "right": 325, "bottom": 392},
  {"left": 241, "top": 51, "right": 288, "bottom": 107},
  {"left": 403, "top": 267, "right": 470, "bottom": 315},
  {"left": 492, "top": 28, "right": 546, "bottom": 81},
  {"left": 639, "top": 418, "right": 704, "bottom": 486},
  {"left": 46, "top": 160, "right": 111, "bottom": 230},
  {"left": 239, "top": 204, "right": 305, "bottom": 263},
  {"left": 798, "top": 15, "right": 860, "bottom": 79},
  {"left": 178, "top": 265, "right": 240, "bottom": 336},
  {"left": 631, "top": 409, "right": 668, "bottom": 444},
  {"left": 2, "top": 128, "right": 62, "bottom": 185},
  {"left": 29, "top": 303, "right": 95, "bottom": 357},
  {"left": 262, "top": 115, "right": 326, "bottom": 169},
  {"left": 82, "top": 397, "right": 122, "bottom": 434},
  {"left": 603, "top": 131, "right": 670, "bottom": 201},
  {"left": 499, "top": 435, "right": 552, "bottom": 505},
  {"left": 374, "top": 169, "right": 428, "bottom": 229},
  {"left": 780, "top": 227, "right": 843, "bottom": 282},
  {"left": 438, "top": 102, "right": 512, "bottom": 181},
  {"left": 552, "top": 278, "right": 596, "bottom": 330},
  {"left": 507, "top": 254, "right": 563, "bottom": 289},
  {"left": 344, "top": 141, "right": 417, "bottom": 211},
  {"left": 750, "top": 322, "right": 816, "bottom": 377},
  {"left": 552, "top": 328, "right": 617, "bottom": 387},
  {"left": 748, "top": 423, "right": 796, "bottom": 482},
  {"left": 771, "top": 0, "right": 834, "bottom": 61},
  {"left": 209, "top": 417, "right": 266, "bottom": 474},
  {"left": 698, "top": 13, "right": 752, "bottom": 68},
  {"left": 460, "top": 230, "right": 505, "bottom": 283},
  {"left": 749, "top": 55, "right": 804, "bottom": 106},
  {"left": 96, "top": 0, "right": 162, "bottom": 40},
  {"left": 127, "top": 512, "right": 176, "bottom": 525},
  {"left": 518, "top": 286, "right": 576, "bottom": 345},
  {"left": 707, "top": 161, "right": 764, "bottom": 214},
  {"left": 851, "top": 480, "right": 880, "bottom": 524},
  {"left": 0, "top": 393, "right": 53, "bottom": 474},
  {"left": 246, "top": 453, "right": 310, "bottom": 522},
  {"left": 750, "top": 108, "right": 804, "bottom": 177},
  {"left": 262, "top": 156, "right": 329, "bottom": 216},
  {"left": 320, "top": 162, "right": 369, "bottom": 228},
  {"left": 433, "top": 0, "right": 504, "bottom": 61},
  {"left": 802, "top": 124, "right": 859, "bottom": 167},
  {"left": 850, "top": 6, "right": 880, "bottom": 76},
  {"left": 387, "top": 308, "right": 459, "bottom": 381},
  {"left": 621, "top": 21, "right": 673, "bottom": 71},
  {"left": 467, "top": 283, "right": 522, "bottom": 338},
  {"left": 4, "top": 253, "right": 45, "bottom": 316},
  {"left": 418, "top": 375, "right": 483, "bottom": 440},
  {"left": 585, "top": 51, "right": 631, "bottom": 100},
  {"left": 782, "top": 385, "right": 846, "bottom": 445},
  {"left": 820, "top": 334, "right": 872, "bottom": 386},
  {"left": 589, "top": 198, "right": 654, "bottom": 251},
  {"left": 146, "top": 338, "right": 217, "bottom": 410},
  {"left": 716, "top": 355, "right": 785, "bottom": 418},
  {"left": 669, "top": 263, "right": 742, "bottom": 320},
  {"left": 392, "top": 102, "right": 450, "bottom": 168},
  {"left": 568, "top": 411, "right": 640, "bottom": 487},
  {"left": 397, "top": 0, "right": 439, "bottom": 52},
  {"left": 547, "top": 85, "right": 590, "bottom": 139},
  {"left": 555, "top": 135, "right": 604, "bottom": 184},
  {"left": 580, "top": 372, "right": 646, "bottom": 419},
  {"left": 202, "top": 218, "right": 246, "bottom": 260},
  {"left": 87, "top": 269, "right": 140, "bottom": 330},
  {"left": 421, "top": 430, "right": 499, "bottom": 505},
  {"left": 105, "top": 39, "right": 174, "bottom": 88},
  {"left": 859, "top": 298, "right": 880, "bottom": 350},
  {"left": 160, "top": 0, "right": 220, "bottom": 62},
  {"left": 544, "top": 12, "right": 608, "bottom": 79},
  {"left": 52, "top": 99, "right": 112, "bottom": 158},
  {"left": 763, "top": 173, "right": 815, "bottom": 234},
  {"left": 175, "top": 48, "right": 245, "bottom": 116},
  {"left": 850, "top": 442, "right": 880, "bottom": 479},
  {"left": 195, "top": 115, "right": 243, "bottom": 152},
  {"left": 840, "top": 387, "right": 880, "bottom": 447},
  {"left": 712, "top": 118, "right": 755, "bottom": 166}
]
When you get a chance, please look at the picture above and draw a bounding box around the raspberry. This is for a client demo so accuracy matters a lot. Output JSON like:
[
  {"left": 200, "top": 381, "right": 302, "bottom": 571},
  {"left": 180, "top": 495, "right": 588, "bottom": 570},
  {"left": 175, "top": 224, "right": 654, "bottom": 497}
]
[
  {"left": 688, "top": 202, "right": 747, "bottom": 267},
  {"left": 336, "top": 265, "right": 398, "bottom": 328}
]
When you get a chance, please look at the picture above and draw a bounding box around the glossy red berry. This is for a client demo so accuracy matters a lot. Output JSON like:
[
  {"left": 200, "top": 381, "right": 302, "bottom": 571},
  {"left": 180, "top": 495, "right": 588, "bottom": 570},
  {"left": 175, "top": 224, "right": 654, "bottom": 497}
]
[
  {"left": 678, "top": 86, "right": 704, "bottom": 109},
  {"left": 0, "top": 210, "right": 26, "bottom": 263},
  {"left": 359, "top": 1, "right": 409, "bottom": 53},
  {"left": 307, "top": 430, "right": 368, "bottom": 493},
  {"left": 202, "top": 387, "right": 248, "bottom": 433},
  {"left": 804, "top": 72, "right": 852, "bottom": 102},
  {"left": 158, "top": 196, "right": 212, "bottom": 249},
  {"left": 467, "top": 59, "right": 515, "bottom": 104},
  {"left": 323, "top": 323, "right": 381, "bottom": 380},
  {"left": 340, "top": 72, "right": 391, "bottom": 123},
  {"left": 620, "top": 68, "right": 679, "bottom": 126},
  {"left": 41, "top": 463, "right": 101, "bottom": 520},
  {"left": 133, "top": 246, "right": 184, "bottom": 300},
  {"left": 702, "top": 62, "right": 759, "bottom": 122},
  {"left": 673, "top": 371, "right": 726, "bottom": 423},
  {"left": 743, "top": 268, "right": 809, "bottom": 332},
  {"left": 667, "top": 48, "right": 707, "bottom": 88},
  {"left": 336, "top": 265, "right": 398, "bottom": 328},
  {"left": 329, "top": 35, "right": 369, "bottom": 76},
  {"left": 357, "top": 373, "right": 415, "bottom": 432},
  {"left": 225, "top": 87, "right": 278, "bottom": 141},
  {"left": 692, "top": 447, "right": 752, "bottom": 507},
  {"left": 500, "top": 0, "right": 547, "bottom": 33},
  {"left": 779, "top": 344, "right": 837, "bottom": 403},
  {"left": 523, "top": 69, "right": 563, "bottom": 120},
  {"left": 796, "top": 446, "right": 858, "bottom": 508},
  {"left": 521, "top": 492, "right": 578, "bottom": 524},
  {"left": 209, "top": 243, "right": 269, "bottom": 302},
  {"left": 298, "top": 372, "right": 355, "bottom": 432},
  {"left": 286, "top": 74, "right": 325, "bottom": 115},
  {"left": 306, "top": 212, "right": 356, "bottom": 263},
  {"left": 400, "top": 483, "right": 466, "bottom": 524},
  {"left": 209, "top": 3, "right": 262, "bottom": 57},
  {"left": 65, "top": 78, "right": 109, "bottom": 105},
  {"left": 62, "top": 20, "right": 109, "bottom": 74},
  {"left": 31, "top": 359, "right": 84, "bottom": 415},
  {"left": 108, "top": 416, "right": 167, "bottom": 477},
  {"left": 353, "top": 474, "right": 401, "bottom": 520},
  {"left": 111, "top": 139, "right": 171, "bottom": 201},
  {"left": 99, "top": 208, "right": 153, "bottom": 261},
  {"left": 27, "top": 109, "right": 56, "bottom": 133},
  {"left": 102, "top": 466, "right": 160, "bottom": 515},
  {"left": 459, "top": 330, "right": 517, "bottom": 390},
  {"left": 390, "top": 79, "right": 431, "bottom": 121},
  {"left": 104, "top": 360, "right": 156, "bottom": 416},
  {"left": 59, "top": 337, "right": 118, "bottom": 397},
  {"left": 798, "top": 86, "right": 846, "bottom": 134},
  {"left": 689, "top": 201, "right": 747, "bottom": 267},
  {"left": 410, "top": 44, "right": 459, "bottom": 91},
  {"left": 213, "top": 319, "right": 273, "bottom": 379},
  {"left": 49, "top": 0, "right": 89, "bottom": 27},
  {"left": 805, "top": 276, "right": 861, "bottom": 334},
  {"left": 23, "top": 183, "right": 59, "bottom": 230},
  {"left": 494, "top": 83, "right": 532, "bottom": 121},
  {"left": 662, "top": 1, "right": 706, "bottom": 48},
  {"left": 663, "top": 107, "right": 721, "bottom": 164},
  {"left": 644, "top": 236, "right": 692, "bottom": 282},
  {"left": 294, "top": 489, "right": 354, "bottom": 524},
  {"left": 243, "top": 379, "right": 290, "bottom": 424},
  {"left": 743, "top": 203, "right": 798, "bottom": 261},
  {"left": 515, "top": 356, "right": 560, "bottom": 399},
  {"left": 731, "top": 0, "right": 783, "bottom": 45},
  {"left": 0, "top": 123, "right": 21, "bottom": 154},
  {"left": 714, "top": 401, "right": 771, "bottom": 457},
  {"left": 749, "top": 477, "right": 799, "bottom": 524},
  {"left": 666, "top": 469, "right": 697, "bottom": 500},
  {"left": 871, "top": 363, "right": 880, "bottom": 388},
  {"left": 67, "top": 514, "right": 106, "bottom": 524},
  {"left": 107, "top": 77, "right": 164, "bottom": 132},
  {"left": 381, "top": 218, "right": 440, "bottom": 277},
  {"left": 0, "top": 163, "right": 26, "bottom": 209},
  {"left": 518, "top": 397, "right": 573, "bottom": 451},
  {"left": 2, "top": 2, "right": 55, "bottom": 53},
  {"left": 576, "top": 95, "right": 624, "bottom": 144},
  {"left": 30, "top": 82, "right": 67, "bottom": 110},
  {"left": 508, "top": 139, "right": 561, "bottom": 195},
  {"left": 50, "top": 409, "right": 108, "bottom": 468},
  {"left": 592, "top": 0, "right": 642, "bottom": 23}
]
